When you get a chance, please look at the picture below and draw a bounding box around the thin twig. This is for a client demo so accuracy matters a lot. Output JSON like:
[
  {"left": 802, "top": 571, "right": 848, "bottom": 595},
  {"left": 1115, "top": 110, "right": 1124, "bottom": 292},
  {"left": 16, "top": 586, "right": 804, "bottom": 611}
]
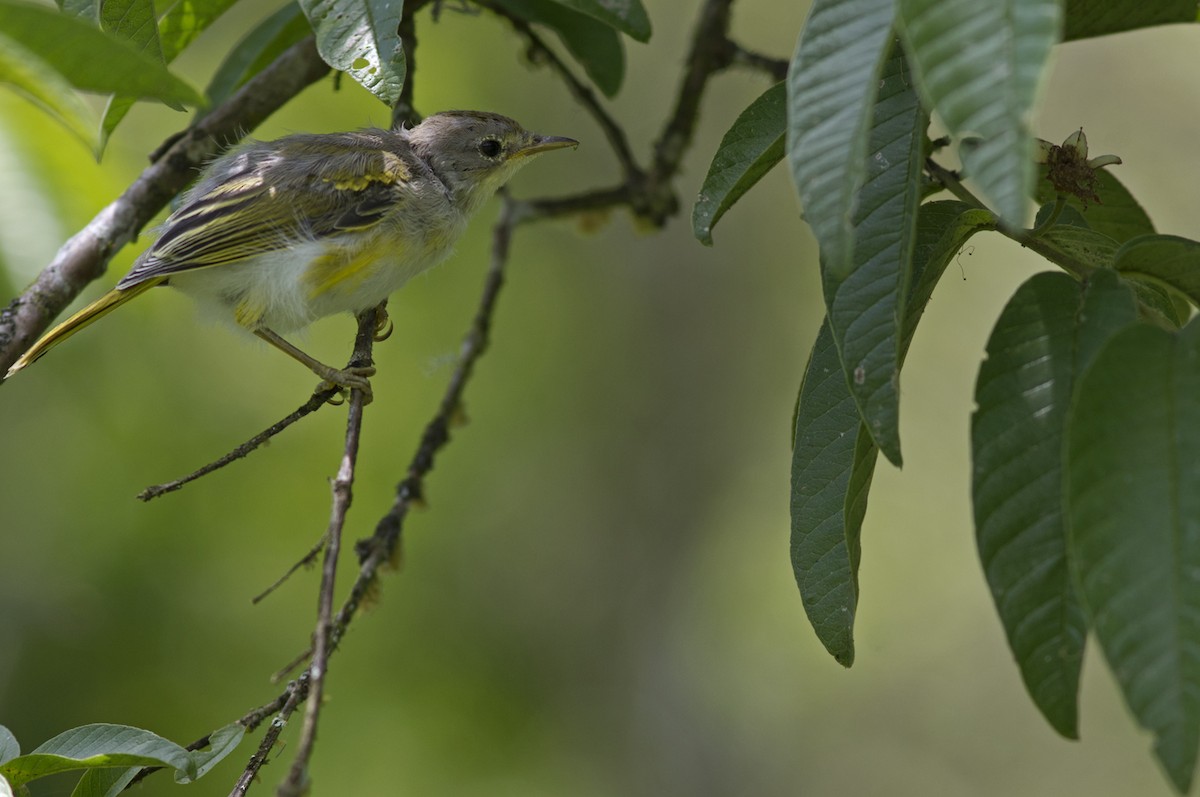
[
  {"left": 228, "top": 675, "right": 311, "bottom": 797},
  {"left": 252, "top": 535, "right": 328, "bottom": 605},
  {"left": 138, "top": 386, "right": 339, "bottom": 501},
  {"left": 0, "top": 37, "right": 330, "bottom": 375},
  {"left": 729, "top": 43, "right": 788, "bottom": 81},
  {"left": 276, "top": 307, "right": 377, "bottom": 797}
]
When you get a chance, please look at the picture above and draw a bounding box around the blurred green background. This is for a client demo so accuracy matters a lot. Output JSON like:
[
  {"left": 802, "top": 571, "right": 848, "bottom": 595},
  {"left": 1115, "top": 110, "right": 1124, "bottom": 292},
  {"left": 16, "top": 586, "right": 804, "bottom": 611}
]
[{"left": 2, "top": 2, "right": 1199, "bottom": 794}]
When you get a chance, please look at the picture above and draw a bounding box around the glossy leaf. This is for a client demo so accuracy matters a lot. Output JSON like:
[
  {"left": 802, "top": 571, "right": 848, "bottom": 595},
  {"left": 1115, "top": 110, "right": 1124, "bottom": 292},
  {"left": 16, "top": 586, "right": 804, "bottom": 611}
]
[
  {"left": 495, "top": 0, "right": 624, "bottom": 96},
  {"left": 549, "top": 0, "right": 650, "bottom": 42},
  {"left": 693, "top": 82, "right": 785, "bottom": 246},
  {"left": 1115, "top": 234, "right": 1200, "bottom": 310},
  {"left": 1063, "top": 0, "right": 1197, "bottom": 40},
  {"left": 205, "top": 2, "right": 310, "bottom": 105},
  {"left": 786, "top": 0, "right": 896, "bottom": 280},
  {"left": 792, "top": 200, "right": 994, "bottom": 665},
  {"left": 823, "top": 40, "right": 924, "bottom": 467},
  {"left": 1067, "top": 319, "right": 1200, "bottom": 793},
  {"left": 300, "top": 0, "right": 404, "bottom": 106},
  {"left": 1, "top": 724, "right": 194, "bottom": 787},
  {"left": 897, "top": 0, "right": 1062, "bottom": 224},
  {"left": 972, "top": 269, "right": 1137, "bottom": 738}
]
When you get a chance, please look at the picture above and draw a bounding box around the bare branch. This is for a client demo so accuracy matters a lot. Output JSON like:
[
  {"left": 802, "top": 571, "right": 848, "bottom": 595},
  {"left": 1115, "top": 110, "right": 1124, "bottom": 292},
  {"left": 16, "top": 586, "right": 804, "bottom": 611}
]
[{"left": 228, "top": 675, "right": 310, "bottom": 797}]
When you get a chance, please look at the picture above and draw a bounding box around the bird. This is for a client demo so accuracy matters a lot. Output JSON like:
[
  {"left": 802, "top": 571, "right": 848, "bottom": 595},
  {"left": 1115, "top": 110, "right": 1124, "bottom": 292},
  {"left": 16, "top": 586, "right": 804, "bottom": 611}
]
[{"left": 4, "top": 111, "right": 578, "bottom": 400}]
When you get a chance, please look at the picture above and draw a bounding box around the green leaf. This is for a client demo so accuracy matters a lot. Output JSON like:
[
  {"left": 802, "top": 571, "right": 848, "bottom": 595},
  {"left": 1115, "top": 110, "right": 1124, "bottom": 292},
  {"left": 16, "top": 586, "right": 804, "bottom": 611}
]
[
  {"left": 1063, "top": 0, "right": 1197, "bottom": 40},
  {"left": 972, "top": 269, "right": 1137, "bottom": 739},
  {"left": 68, "top": 722, "right": 242, "bottom": 796},
  {"left": 786, "top": 0, "right": 897, "bottom": 280},
  {"left": 71, "top": 766, "right": 141, "bottom": 797},
  {"left": 0, "top": 725, "right": 194, "bottom": 787},
  {"left": 1023, "top": 224, "right": 1119, "bottom": 278},
  {"left": 693, "top": 82, "right": 785, "bottom": 246},
  {"left": 791, "top": 200, "right": 993, "bottom": 665},
  {"left": 0, "top": 28, "right": 99, "bottom": 148},
  {"left": 548, "top": 0, "right": 650, "bottom": 42},
  {"left": 1067, "top": 319, "right": 1200, "bottom": 794},
  {"left": 0, "top": 0, "right": 204, "bottom": 104},
  {"left": 823, "top": 40, "right": 925, "bottom": 467},
  {"left": 100, "top": 0, "right": 163, "bottom": 60},
  {"left": 182, "top": 723, "right": 244, "bottom": 782},
  {"left": 494, "top": 0, "right": 624, "bottom": 96},
  {"left": 58, "top": 0, "right": 97, "bottom": 19},
  {"left": 157, "top": 0, "right": 240, "bottom": 62},
  {"left": 1035, "top": 167, "right": 1155, "bottom": 244},
  {"left": 1115, "top": 234, "right": 1200, "bottom": 310},
  {"left": 897, "top": 0, "right": 1063, "bottom": 224},
  {"left": 300, "top": 0, "right": 404, "bottom": 106},
  {"left": 0, "top": 774, "right": 12, "bottom": 797},
  {"left": 0, "top": 728, "right": 18, "bottom": 766},
  {"left": 205, "top": 2, "right": 310, "bottom": 106}
]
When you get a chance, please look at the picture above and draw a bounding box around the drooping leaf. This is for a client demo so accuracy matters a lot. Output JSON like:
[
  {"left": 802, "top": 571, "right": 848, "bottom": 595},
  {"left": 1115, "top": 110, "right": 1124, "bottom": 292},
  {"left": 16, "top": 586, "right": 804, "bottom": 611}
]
[
  {"left": 67, "top": 723, "right": 242, "bottom": 797},
  {"left": 0, "top": 0, "right": 203, "bottom": 104},
  {"left": 72, "top": 765, "right": 141, "bottom": 797},
  {"left": 791, "top": 200, "right": 994, "bottom": 665},
  {"left": 494, "top": 0, "right": 624, "bottom": 96},
  {"left": 205, "top": 2, "right": 310, "bottom": 105},
  {"left": 548, "top": 0, "right": 650, "bottom": 42},
  {"left": 693, "top": 82, "right": 785, "bottom": 246},
  {"left": 823, "top": 39, "right": 925, "bottom": 467},
  {"left": 0, "top": 31, "right": 100, "bottom": 148},
  {"left": 1067, "top": 319, "right": 1200, "bottom": 793},
  {"left": 1063, "top": 0, "right": 1197, "bottom": 40},
  {"left": 786, "top": 0, "right": 896, "bottom": 280},
  {"left": 972, "top": 269, "right": 1137, "bottom": 739},
  {"left": 897, "top": 0, "right": 1063, "bottom": 224},
  {"left": 300, "top": 0, "right": 404, "bottom": 106},
  {"left": 0, "top": 725, "right": 195, "bottom": 787},
  {"left": 1035, "top": 167, "right": 1155, "bottom": 244},
  {"left": 1115, "top": 234, "right": 1200, "bottom": 310}
]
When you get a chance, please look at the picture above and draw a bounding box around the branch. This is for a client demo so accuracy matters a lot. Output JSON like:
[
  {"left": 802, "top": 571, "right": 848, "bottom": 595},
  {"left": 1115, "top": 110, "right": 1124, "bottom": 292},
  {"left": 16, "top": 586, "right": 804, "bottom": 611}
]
[{"left": 0, "top": 36, "right": 330, "bottom": 376}]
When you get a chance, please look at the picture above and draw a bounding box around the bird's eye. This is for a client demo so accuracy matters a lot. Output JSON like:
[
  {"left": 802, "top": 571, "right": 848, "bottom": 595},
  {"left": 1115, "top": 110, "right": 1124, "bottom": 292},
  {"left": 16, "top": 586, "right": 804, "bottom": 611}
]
[{"left": 478, "top": 138, "right": 502, "bottom": 158}]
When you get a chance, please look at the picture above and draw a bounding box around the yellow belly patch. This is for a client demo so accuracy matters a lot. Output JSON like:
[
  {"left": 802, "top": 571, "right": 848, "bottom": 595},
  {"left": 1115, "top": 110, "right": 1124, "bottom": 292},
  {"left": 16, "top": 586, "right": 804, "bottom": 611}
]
[{"left": 304, "top": 239, "right": 387, "bottom": 300}]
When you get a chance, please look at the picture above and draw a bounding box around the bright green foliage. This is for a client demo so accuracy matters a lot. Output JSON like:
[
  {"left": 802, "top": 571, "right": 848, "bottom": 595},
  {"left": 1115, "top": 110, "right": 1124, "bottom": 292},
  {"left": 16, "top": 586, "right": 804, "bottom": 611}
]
[
  {"left": 693, "top": 81, "right": 785, "bottom": 246},
  {"left": 1068, "top": 320, "right": 1200, "bottom": 793},
  {"left": 0, "top": 723, "right": 244, "bottom": 794},
  {"left": 897, "top": 0, "right": 1061, "bottom": 225},
  {"left": 299, "top": 0, "right": 405, "bottom": 107}
]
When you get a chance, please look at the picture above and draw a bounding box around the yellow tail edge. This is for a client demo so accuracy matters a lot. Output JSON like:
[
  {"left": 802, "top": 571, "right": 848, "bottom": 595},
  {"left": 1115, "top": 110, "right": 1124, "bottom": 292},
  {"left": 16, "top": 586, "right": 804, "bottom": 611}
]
[{"left": 4, "top": 278, "right": 164, "bottom": 380}]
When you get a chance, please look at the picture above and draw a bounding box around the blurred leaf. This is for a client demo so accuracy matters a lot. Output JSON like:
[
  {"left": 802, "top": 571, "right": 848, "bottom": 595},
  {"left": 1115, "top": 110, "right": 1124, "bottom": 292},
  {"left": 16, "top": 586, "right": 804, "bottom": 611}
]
[
  {"left": 58, "top": 0, "right": 97, "bottom": 19},
  {"left": 972, "top": 269, "right": 1137, "bottom": 739},
  {"left": 787, "top": 0, "right": 896, "bottom": 281},
  {"left": 792, "top": 200, "right": 993, "bottom": 665},
  {"left": 0, "top": 728, "right": 17, "bottom": 766},
  {"left": 206, "top": 2, "right": 310, "bottom": 105},
  {"left": 494, "top": 0, "right": 624, "bottom": 96},
  {"left": 824, "top": 40, "right": 924, "bottom": 467},
  {"left": 897, "top": 0, "right": 1062, "bottom": 224},
  {"left": 1035, "top": 167, "right": 1155, "bottom": 244},
  {"left": 549, "top": 0, "right": 650, "bottom": 42},
  {"left": 72, "top": 765, "right": 140, "bottom": 797},
  {"left": 693, "top": 82, "right": 784, "bottom": 246},
  {"left": 0, "top": 774, "right": 11, "bottom": 797},
  {"left": 1063, "top": 0, "right": 1197, "bottom": 40},
  {"left": 1, "top": 724, "right": 195, "bottom": 787},
  {"left": 300, "top": 0, "right": 403, "bottom": 106},
  {"left": 0, "top": 0, "right": 204, "bottom": 104},
  {"left": 0, "top": 31, "right": 99, "bottom": 149},
  {"left": 1115, "top": 234, "right": 1200, "bottom": 309},
  {"left": 157, "top": 0, "right": 240, "bottom": 61},
  {"left": 1067, "top": 319, "right": 1200, "bottom": 794}
]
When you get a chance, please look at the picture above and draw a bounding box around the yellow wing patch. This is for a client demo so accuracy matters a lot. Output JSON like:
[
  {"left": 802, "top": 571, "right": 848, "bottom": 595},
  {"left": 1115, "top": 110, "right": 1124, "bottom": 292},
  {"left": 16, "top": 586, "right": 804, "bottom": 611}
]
[{"left": 323, "top": 151, "right": 410, "bottom": 191}]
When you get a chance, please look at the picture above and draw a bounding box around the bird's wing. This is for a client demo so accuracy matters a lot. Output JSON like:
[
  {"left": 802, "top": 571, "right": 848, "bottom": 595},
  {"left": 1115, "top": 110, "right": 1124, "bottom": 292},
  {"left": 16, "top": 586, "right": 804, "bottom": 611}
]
[{"left": 118, "top": 132, "right": 416, "bottom": 289}]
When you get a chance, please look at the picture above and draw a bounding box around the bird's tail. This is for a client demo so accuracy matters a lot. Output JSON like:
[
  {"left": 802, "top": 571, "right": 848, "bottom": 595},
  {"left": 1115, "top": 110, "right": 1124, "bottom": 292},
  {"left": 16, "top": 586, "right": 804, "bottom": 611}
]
[{"left": 5, "top": 278, "right": 164, "bottom": 379}]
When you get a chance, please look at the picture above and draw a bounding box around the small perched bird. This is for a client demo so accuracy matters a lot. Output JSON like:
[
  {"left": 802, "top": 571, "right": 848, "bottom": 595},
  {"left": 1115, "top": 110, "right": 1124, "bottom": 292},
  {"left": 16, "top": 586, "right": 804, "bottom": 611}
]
[{"left": 5, "top": 111, "right": 577, "bottom": 398}]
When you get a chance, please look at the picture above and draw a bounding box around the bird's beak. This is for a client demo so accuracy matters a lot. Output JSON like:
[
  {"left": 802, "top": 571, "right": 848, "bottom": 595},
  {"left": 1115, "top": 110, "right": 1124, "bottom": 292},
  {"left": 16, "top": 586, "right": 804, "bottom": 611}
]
[{"left": 513, "top": 134, "right": 579, "bottom": 158}]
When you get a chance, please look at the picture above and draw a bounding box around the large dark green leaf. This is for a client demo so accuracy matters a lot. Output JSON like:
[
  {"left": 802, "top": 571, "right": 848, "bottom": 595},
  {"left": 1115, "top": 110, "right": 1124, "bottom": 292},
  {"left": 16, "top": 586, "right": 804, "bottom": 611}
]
[
  {"left": 1022, "top": 224, "right": 1119, "bottom": 278},
  {"left": 1063, "top": 0, "right": 1197, "bottom": 40},
  {"left": 300, "top": 0, "right": 404, "bottom": 106},
  {"left": 693, "top": 82, "right": 784, "bottom": 246},
  {"left": 791, "top": 200, "right": 993, "bottom": 666},
  {"left": 1115, "top": 234, "right": 1200, "bottom": 310},
  {"left": 549, "top": 0, "right": 650, "bottom": 42},
  {"left": 972, "top": 269, "right": 1137, "bottom": 738},
  {"left": 1067, "top": 319, "right": 1200, "bottom": 793},
  {"left": 897, "top": 0, "right": 1062, "bottom": 225},
  {"left": 495, "top": 0, "right": 624, "bottom": 96},
  {"left": 823, "top": 40, "right": 924, "bottom": 467},
  {"left": 786, "top": 0, "right": 897, "bottom": 280}
]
